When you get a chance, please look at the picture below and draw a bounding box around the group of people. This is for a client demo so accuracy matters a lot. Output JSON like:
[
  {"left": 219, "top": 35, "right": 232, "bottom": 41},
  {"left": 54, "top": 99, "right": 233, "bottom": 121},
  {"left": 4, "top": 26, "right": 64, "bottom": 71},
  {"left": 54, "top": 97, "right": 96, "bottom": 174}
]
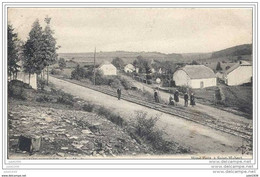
[
  {"left": 118, "top": 87, "right": 195, "bottom": 107},
  {"left": 155, "top": 89, "right": 196, "bottom": 107}
]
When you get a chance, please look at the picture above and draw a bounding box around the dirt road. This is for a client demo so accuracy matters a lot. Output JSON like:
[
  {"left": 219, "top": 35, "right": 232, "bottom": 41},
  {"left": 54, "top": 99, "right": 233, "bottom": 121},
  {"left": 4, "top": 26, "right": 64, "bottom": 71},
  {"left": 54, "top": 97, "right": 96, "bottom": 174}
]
[{"left": 49, "top": 76, "right": 251, "bottom": 157}]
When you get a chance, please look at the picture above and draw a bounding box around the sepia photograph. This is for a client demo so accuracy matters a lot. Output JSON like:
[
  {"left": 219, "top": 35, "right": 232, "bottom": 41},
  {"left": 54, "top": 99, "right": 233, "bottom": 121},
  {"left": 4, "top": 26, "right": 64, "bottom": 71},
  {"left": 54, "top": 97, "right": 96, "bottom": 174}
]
[{"left": 5, "top": 5, "right": 255, "bottom": 164}]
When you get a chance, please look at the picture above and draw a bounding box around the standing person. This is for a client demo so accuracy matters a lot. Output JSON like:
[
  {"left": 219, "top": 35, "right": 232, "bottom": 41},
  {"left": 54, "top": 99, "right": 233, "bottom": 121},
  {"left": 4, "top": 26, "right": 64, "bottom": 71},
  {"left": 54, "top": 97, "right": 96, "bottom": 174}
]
[
  {"left": 184, "top": 92, "right": 189, "bottom": 107},
  {"left": 154, "top": 89, "right": 159, "bottom": 103},
  {"left": 190, "top": 92, "right": 196, "bottom": 107},
  {"left": 117, "top": 88, "right": 121, "bottom": 100},
  {"left": 169, "top": 95, "right": 174, "bottom": 105},
  {"left": 174, "top": 90, "right": 179, "bottom": 106}
]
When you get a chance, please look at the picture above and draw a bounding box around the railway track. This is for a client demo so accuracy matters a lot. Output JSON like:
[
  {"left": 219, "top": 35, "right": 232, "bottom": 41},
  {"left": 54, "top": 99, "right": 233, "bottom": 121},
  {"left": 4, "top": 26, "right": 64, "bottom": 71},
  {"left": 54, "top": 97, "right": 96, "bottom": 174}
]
[{"left": 52, "top": 76, "right": 253, "bottom": 141}]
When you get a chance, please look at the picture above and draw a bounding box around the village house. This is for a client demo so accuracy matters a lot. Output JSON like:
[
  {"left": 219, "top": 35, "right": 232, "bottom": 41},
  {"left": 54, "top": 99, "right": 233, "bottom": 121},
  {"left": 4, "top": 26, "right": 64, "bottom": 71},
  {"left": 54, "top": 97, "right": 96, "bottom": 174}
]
[
  {"left": 98, "top": 62, "right": 117, "bottom": 75},
  {"left": 124, "top": 63, "right": 135, "bottom": 73},
  {"left": 173, "top": 65, "right": 217, "bottom": 89},
  {"left": 224, "top": 61, "right": 252, "bottom": 86}
]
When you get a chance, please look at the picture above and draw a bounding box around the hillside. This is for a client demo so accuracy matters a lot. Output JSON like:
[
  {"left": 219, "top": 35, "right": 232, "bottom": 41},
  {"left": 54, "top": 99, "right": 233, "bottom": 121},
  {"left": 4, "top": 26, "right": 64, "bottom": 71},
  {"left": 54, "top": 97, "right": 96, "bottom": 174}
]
[
  {"left": 211, "top": 44, "right": 252, "bottom": 59},
  {"left": 181, "top": 53, "right": 212, "bottom": 61},
  {"left": 58, "top": 43, "right": 252, "bottom": 65},
  {"left": 58, "top": 51, "right": 183, "bottom": 64}
]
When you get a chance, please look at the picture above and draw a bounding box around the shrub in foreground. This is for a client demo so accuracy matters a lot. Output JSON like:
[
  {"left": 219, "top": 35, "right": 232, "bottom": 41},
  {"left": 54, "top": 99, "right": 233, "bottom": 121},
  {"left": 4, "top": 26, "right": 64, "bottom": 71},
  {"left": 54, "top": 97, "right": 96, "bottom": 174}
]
[{"left": 82, "top": 103, "right": 94, "bottom": 112}]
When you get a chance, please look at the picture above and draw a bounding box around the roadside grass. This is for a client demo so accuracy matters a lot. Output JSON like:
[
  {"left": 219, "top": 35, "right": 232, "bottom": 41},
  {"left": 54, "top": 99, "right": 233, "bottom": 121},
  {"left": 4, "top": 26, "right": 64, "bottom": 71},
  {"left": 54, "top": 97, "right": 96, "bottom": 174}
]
[
  {"left": 95, "top": 107, "right": 190, "bottom": 154},
  {"left": 132, "top": 111, "right": 190, "bottom": 154},
  {"left": 220, "top": 85, "right": 252, "bottom": 116},
  {"left": 187, "top": 84, "right": 252, "bottom": 118}
]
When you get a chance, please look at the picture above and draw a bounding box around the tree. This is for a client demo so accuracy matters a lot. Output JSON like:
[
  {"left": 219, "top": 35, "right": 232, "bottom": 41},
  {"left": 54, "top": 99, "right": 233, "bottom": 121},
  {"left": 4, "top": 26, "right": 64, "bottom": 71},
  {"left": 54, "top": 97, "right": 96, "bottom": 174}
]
[
  {"left": 23, "top": 19, "right": 45, "bottom": 84},
  {"left": 43, "top": 16, "right": 58, "bottom": 85},
  {"left": 8, "top": 24, "right": 20, "bottom": 79},
  {"left": 133, "top": 55, "right": 149, "bottom": 73},
  {"left": 71, "top": 65, "right": 87, "bottom": 80},
  {"left": 190, "top": 60, "right": 199, "bottom": 65},
  {"left": 225, "top": 66, "right": 231, "bottom": 70},
  {"left": 58, "top": 58, "right": 66, "bottom": 69},
  {"left": 111, "top": 57, "right": 124, "bottom": 70},
  {"left": 216, "top": 62, "right": 222, "bottom": 71}
]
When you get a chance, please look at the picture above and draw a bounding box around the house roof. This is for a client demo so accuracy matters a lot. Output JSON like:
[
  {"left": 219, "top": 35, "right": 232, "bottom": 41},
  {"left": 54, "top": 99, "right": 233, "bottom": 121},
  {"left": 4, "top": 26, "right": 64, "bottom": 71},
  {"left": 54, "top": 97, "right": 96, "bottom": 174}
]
[
  {"left": 124, "top": 63, "right": 135, "bottom": 69},
  {"left": 177, "top": 65, "right": 216, "bottom": 79},
  {"left": 98, "top": 61, "right": 116, "bottom": 69},
  {"left": 225, "top": 61, "right": 252, "bottom": 75}
]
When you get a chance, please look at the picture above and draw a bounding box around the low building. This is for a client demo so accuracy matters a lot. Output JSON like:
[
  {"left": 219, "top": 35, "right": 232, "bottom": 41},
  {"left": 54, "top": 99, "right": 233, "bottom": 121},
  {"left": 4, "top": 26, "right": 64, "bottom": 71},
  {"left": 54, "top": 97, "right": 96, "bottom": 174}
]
[
  {"left": 224, "top": 61, "right": 252, "bottom": 86},
  {"left": 173, "top": 65, "right": 217, "bottom": 89},
  {"left": 124, "top": 64, "right": 135, "bottom": 73},
  {"left": 98, "top": 62, "right": 117, "bottom": 75}
]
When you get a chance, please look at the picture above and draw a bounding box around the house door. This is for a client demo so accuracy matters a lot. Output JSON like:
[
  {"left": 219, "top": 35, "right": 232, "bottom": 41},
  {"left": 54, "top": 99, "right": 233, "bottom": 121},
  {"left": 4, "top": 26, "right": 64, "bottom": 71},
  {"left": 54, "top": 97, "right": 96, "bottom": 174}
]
[{"left": 200, "top": 81, "right": 204, "bottom": 88}]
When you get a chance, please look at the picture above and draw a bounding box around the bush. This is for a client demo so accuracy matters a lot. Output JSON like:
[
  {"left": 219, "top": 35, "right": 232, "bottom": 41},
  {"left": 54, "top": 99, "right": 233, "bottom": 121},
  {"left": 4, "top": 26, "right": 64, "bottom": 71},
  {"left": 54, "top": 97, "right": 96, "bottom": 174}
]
[
  {"left": 110, "top": 78, "right": 122, "bottom": 88},
  {"left": 50, "top": 68, "right": 62, "bottom": 75},
  {"left": 132, "top": 111, "right": 187, "bottom": 153},
  {"left": 56, "top": 90, "right": 74, "bottom": 106},
  {"left": 37, "top": 78, "right": 47, "bottom": 90},
  {"left": 8, "top": 81, "right": 27, "bottom": 100},
  {"left": 82, "top": 103, "right": 94, "bottom": 112},
  {"left": 176, "top": 85, "right": 192, "bottom": 94},
  {"left": 96, "top": 106, "right": 125, "bottom": 127},
  {"left": 134, "top": 112, "right": 158, "bottom": 139},
  {"left": 119, "top": 77, "right": 134, "bottom": 90},
  {"left": 93, "top": 71, "right": 109, "bottom": 85},
  {"left": 36, "top": 94, "right": 54, "bottom": 102},
  {"left": 9, "top": 86, "right": 26, "bottom": 100},
  {"left": 71, "top": 65, "right": 87, "bottom": 80}
]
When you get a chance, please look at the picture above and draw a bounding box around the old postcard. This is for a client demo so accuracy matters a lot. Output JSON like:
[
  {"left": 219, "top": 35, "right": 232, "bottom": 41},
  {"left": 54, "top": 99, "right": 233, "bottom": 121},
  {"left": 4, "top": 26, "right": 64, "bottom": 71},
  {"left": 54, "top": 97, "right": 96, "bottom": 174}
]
[{"left": 2, "top": 2, "right": 258, "bottom": 176}]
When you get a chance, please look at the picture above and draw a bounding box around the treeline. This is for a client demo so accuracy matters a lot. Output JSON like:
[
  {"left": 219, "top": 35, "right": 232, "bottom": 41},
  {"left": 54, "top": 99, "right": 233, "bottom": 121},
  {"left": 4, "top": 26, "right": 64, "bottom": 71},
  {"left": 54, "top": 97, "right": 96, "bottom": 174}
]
[{"left": 8, "top": 16, "right": 58, "bottom": 85}]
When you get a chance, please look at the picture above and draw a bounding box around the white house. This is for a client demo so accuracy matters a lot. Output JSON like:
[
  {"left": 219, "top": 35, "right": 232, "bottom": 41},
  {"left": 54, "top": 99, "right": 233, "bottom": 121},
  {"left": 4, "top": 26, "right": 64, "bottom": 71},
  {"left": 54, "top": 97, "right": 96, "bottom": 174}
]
[
  {"left": 124, "top": 64, "right": 135, "bottom": 73},
  {"left": 173, "top": 65, "right": 217, "bottom": 89},
  {"left": 98, "top": 62, "right": 117, "bottom": 76},
  {"left": 224, "top": 61, "right": 252, "bottom": 86}
]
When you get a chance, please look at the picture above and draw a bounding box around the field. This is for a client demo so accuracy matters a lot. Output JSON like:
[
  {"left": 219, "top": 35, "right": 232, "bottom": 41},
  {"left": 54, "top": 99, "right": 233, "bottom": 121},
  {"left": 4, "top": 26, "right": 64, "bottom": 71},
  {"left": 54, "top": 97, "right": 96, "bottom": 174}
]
[
  {"left": 220, "top": 85, "right": 252, "bottom": 116},
  {"left": 192, "top": 84, "right": 252, "bottom": 118}
]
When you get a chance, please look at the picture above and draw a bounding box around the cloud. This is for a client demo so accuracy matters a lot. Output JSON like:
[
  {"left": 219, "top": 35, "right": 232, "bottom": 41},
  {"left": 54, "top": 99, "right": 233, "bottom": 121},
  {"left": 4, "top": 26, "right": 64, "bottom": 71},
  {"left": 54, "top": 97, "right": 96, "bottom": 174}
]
[{"left": 8, "top": 8, "right": 252, "bottom": 53}]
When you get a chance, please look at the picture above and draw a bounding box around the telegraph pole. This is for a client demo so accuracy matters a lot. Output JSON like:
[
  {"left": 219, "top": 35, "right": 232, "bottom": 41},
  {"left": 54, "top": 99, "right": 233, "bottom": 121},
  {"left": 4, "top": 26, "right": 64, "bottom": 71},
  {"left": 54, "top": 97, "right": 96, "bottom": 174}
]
[{"left": 93, "top": 47, "right": 96, "bottom": 85}]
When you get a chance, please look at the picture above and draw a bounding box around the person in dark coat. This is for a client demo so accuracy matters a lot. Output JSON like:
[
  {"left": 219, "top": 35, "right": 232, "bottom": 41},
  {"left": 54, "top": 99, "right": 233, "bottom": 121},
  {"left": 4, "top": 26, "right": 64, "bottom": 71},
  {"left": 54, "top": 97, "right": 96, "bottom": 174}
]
[
  {"left": 169, "top": 95, "right": 174, "bottom": 105},
  {"left": 190, "top": 92, "right": 195, "bottom": 107},
  {"left": 174, "top": 90, "right": 179, "bottom": 106},
  {"left": 154, "top": 89, "right": 159, "bottom": 103},
  {"left": 184, "top": 92, "right": 189, "bottom": 107},
  {"left": 117, "top": 88, "right": 121, "bottom": 100}
]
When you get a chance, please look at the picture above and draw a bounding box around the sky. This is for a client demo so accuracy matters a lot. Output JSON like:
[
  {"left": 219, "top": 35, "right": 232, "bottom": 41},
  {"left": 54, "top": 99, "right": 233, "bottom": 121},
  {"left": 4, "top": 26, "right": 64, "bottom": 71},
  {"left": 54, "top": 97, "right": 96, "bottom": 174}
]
[{"left": 8, "top": 8, "right": 252, "bottom": 54}]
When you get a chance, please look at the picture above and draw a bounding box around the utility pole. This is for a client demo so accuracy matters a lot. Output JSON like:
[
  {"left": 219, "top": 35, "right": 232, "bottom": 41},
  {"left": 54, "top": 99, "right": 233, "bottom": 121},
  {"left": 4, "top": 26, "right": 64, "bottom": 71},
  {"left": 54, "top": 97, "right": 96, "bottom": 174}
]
[{"left": 93, "top": 47, "right": 96, "bottom": 85}]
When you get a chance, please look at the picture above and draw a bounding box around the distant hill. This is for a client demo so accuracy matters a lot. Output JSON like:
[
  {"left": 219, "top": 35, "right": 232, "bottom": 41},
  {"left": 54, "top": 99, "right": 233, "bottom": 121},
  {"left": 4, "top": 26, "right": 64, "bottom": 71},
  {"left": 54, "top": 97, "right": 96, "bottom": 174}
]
[
  {"left": 211, "top": 44, "right": 252, "bottom": 59},
  {"left": 58, "top": 43, "right": 252, "bottom": 65},
  {"left": 181, "top": 53, "right": 212, "bottom": 61},
  {"left": 58, "top": 51, "right": 183, "bottom": 64}
]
